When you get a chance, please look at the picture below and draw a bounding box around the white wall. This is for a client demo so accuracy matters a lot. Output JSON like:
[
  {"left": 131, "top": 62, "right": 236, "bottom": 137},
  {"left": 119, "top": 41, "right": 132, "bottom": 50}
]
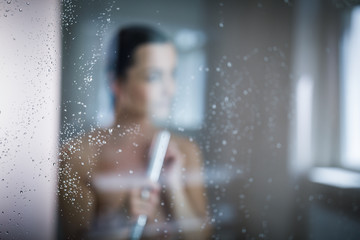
[{"left": 0, "top": 0, "right": 61, "bottom": 239}]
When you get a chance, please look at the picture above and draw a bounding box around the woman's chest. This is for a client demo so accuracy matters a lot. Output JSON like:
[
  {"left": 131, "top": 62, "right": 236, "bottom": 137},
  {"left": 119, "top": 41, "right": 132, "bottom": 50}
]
[{"left": 95, "top": 138, "right": 151, "bottom": 176}]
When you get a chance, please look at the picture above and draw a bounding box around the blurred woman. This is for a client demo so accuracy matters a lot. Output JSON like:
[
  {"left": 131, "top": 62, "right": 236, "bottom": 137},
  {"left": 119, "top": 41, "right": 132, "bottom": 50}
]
[{"left": 58, "top": 25, "right": 211, "bottom": 240}]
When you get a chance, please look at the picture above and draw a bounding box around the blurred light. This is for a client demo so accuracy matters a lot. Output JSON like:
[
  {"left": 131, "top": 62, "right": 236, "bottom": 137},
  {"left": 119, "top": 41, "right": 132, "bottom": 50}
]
[
  {"left": 341, "top": 6, "right": 360, "bottom": 170},
  {"left": 174, "top": 29, "right": 206, "bottom": 51},
  {"left": 293, "top": 75, "right": 313, "bottom": 173},
  {"left": 309, "top": 167, "right": 360, "bottom": 188}
]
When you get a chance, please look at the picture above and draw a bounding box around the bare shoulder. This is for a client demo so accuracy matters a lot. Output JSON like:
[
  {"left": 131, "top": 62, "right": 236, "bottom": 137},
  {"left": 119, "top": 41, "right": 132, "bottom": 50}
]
[
  {"left": 171, "top": 133, "right": 199, "bottom": 150},
  {"left": 59, "top": 128, "right": 109, "bottom": 177},
  {"left": 61, "top": 128, "right": 108, "bottom": 152},
  {"left": 170, "top": 133, "right": 203, "bottom": 166}
]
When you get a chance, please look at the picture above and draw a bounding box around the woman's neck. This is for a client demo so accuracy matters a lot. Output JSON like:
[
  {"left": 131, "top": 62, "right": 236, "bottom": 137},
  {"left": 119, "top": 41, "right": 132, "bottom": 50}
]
[{"left": 113, "top": 110, "right": 156, "bottom": 136}]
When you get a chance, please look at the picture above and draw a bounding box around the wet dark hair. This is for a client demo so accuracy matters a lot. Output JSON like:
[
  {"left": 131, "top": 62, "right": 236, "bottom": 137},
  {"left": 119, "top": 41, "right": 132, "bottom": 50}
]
[{"left": 106, "top": 24, "right": 170, "bottom": 82}]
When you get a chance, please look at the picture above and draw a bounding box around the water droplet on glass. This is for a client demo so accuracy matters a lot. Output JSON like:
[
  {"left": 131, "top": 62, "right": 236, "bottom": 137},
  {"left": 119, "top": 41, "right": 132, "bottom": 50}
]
[
  {"left": 129, "top": 170, "right": 133, "bottom": 174},
  {"left": 219, "top": 22, "right": 224, "bottom": 28},
  {"left": 86, "top": 76, "right": 92, "bottom": 82},
  {"left": 227, "top": 62, "right": 232, "bottom": 67},
  {"left": 19, "top": 8, "right": 22, "bottom": 12}
]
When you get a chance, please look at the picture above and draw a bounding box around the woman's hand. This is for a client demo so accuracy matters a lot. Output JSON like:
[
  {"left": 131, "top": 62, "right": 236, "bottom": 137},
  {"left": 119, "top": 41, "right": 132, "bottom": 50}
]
[
  {"left": 129, "top": 180, "right": 161, "bottom": 221},
  {"left": 161, "top": 141, "right": 185, "bottom": 189},
  {"left": 93, "top": 175, "right": 160, "bottom": 222}
]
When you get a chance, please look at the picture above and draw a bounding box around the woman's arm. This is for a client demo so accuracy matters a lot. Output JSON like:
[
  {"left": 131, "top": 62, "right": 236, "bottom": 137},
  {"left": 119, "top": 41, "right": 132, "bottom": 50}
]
[
  {"left": 58, "top": 140, "right": 97, "bottom": 239},
  {"left": 163, "top": 138, "right": 212, "bottom": 240}
]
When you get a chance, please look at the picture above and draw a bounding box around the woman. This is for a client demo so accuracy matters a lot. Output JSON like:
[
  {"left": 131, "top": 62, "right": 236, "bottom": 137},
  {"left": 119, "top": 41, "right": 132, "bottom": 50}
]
[{"left": 58, "top": 25, "right": 211, "bottom": 239}]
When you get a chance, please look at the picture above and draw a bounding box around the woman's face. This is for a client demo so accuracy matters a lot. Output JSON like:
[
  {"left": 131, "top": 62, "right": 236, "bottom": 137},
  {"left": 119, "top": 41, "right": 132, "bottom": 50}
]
[{"left": 117, "top": 43, "right": 177, "bottom": 120}]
